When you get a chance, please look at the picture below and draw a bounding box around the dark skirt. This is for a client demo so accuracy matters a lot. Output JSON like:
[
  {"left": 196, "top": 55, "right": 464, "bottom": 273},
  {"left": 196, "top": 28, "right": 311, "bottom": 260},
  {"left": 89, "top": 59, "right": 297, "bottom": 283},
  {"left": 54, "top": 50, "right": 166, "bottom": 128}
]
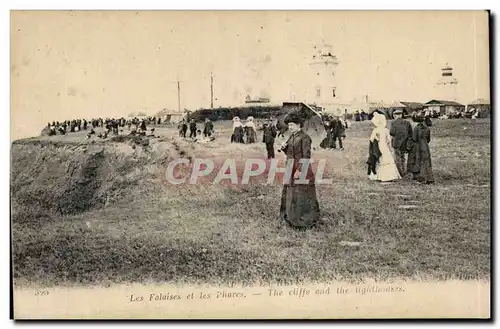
[
  {"left": 407, "top": 148, "right": 418, "bottom": 174},
  {"left": 280, "top": 184, "right": 320, "bottom": 229},
  {"left": 408, "top": 141, "right": 435, "bottom": 183},
  {"left": 246, "top": 128, "right": 257, "bottom": 143},
  {"left": 203, "top": 126, "right": 212, "bottom": 137},
  {"left": 233, "top": 127, "right": 245, "bottom": 143},
  {"left": 320, "top": 132, "right": 334, "bottom": 149},
  {"left": 415, "top": 160, "right": 435, "bottom": 183}
]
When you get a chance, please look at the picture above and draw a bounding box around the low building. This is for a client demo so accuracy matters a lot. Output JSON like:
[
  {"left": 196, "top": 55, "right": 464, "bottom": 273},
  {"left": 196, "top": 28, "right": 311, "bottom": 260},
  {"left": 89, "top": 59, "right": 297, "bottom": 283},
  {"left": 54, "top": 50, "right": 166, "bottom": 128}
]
[
  {"left": 366, "top": 101, "right": 426, "bottom": 119},
  {"left": 467, "top": 98, "right": 491, "bottom": 118},
  {"left": 244, "top": 95, "right": 271, "bottom": 104},
  {"left": 399, "top": 102, "right": 425, "bottom": 116},
  {"left": 155, "top": 109, "right": 186, "bottom": 123},
  {"left": 424, "top": 100, "right": 465, "bottom": 116},
  {"left": 367, "top": 101, "right": 391, "bottom": 118},
  {"left": 164, "top": 113, "right": 185, "bottom": 123}
]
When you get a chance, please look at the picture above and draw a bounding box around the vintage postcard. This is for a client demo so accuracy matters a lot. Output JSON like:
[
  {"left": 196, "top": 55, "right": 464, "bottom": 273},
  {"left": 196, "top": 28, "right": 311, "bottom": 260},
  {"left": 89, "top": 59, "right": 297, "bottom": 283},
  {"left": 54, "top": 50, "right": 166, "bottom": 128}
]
[{"left": 10, "top": 10, "right": 491, "bottom": 319}]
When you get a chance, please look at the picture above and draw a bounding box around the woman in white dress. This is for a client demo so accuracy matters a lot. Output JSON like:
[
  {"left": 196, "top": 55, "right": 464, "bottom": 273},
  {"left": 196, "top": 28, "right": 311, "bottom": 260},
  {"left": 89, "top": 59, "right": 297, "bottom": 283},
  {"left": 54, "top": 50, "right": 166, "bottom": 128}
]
[{"left": 369, "top": 113, "right": 401, "bottom": 182}]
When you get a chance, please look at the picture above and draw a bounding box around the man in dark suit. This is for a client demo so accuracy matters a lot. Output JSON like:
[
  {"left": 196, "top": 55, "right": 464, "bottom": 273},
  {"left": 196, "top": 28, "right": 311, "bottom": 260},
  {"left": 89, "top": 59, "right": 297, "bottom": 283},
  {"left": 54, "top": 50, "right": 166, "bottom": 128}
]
[
  {"left": 203, "top": 118, "right": 214, "bottom": 137},
  {"left": 330, "top": 116, "right": 346, "bottom": 150},
  {"left": 262, "top": 118, "right": 278, "bottom": 159},
  {"left": 390, "top": 109, "right": 413, "bottom": 178},
  {"left": 189, "top": 119, "right": 197, "bottom": 138}
]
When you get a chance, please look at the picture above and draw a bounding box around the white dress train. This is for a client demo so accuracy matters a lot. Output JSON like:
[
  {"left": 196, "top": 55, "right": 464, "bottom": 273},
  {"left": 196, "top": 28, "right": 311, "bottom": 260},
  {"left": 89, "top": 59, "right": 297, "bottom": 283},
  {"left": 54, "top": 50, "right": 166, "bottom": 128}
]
[{"left": 370, "top": 126, "right": 401, "bottom": 182}]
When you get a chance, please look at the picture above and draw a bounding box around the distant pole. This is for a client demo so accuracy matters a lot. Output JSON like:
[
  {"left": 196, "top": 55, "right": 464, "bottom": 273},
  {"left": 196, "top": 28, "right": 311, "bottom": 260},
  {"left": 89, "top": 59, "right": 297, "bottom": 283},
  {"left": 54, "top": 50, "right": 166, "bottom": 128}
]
[
  {"left": 177, "top": 81, "right": 181, "bottom": 112},
  {"left": 172, "top": 78, "right": 184, "bottom": 113},
  {"left": 210, "top": 72, "right": 214, "bottom": 109},
  {"left": 473, "top": 13, "right": 478, "bottom": 99}
]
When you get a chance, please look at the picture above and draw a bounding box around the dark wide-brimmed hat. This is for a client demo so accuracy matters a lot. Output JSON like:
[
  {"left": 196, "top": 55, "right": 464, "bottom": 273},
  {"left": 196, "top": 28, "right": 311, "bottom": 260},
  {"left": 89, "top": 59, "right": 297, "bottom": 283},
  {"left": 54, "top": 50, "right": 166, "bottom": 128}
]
[
  {"left": 284, "top": 111, "right": 305, "bottom": 125},
  {"left": 413, "top": 112, "right": 425, "bottom": 122}
]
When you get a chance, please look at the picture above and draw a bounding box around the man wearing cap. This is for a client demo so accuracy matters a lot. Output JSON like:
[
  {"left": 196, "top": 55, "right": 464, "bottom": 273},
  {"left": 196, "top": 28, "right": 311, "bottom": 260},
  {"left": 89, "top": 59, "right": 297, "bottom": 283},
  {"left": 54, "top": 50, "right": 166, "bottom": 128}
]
[
  {"left": 390, "top": 109, "right": 413, "bottom": 178},
  {"left": 330, "top": 115, "right": 346, "bottom": 150}
]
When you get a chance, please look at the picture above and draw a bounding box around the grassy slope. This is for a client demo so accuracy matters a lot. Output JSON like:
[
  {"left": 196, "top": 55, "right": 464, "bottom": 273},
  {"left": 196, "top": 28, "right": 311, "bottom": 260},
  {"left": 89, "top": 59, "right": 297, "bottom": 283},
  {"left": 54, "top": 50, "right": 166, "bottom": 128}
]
[{"left": 11, "top": 119, "right": 491, "bottom": 287}]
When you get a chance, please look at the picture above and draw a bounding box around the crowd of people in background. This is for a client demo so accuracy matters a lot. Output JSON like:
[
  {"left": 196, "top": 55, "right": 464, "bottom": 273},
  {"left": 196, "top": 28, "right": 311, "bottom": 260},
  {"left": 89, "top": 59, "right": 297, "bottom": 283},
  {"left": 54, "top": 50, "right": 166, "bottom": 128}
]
[
  {"left": 353, "top": 107, "right": 481, "bottom": 122},
  {"left": 44, "top": 116, "right": 164, "bottom": 139},
  {"left": 436, "top": 108, "right": 480, "bottom": 120}
]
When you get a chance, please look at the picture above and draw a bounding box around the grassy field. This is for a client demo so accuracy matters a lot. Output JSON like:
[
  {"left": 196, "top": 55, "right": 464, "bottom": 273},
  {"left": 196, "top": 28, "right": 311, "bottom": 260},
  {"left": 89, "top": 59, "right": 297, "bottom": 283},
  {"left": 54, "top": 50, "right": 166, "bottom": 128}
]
[{"left": 11, "top": 118, "right": 491, "bottom": 287}]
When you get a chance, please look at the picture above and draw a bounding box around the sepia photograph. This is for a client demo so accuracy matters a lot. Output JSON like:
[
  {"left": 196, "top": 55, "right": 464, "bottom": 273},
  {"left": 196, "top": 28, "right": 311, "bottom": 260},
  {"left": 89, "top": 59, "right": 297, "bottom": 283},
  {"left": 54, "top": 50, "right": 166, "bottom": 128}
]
[{"left": 10, "top": 9, "right": 491, "bottom": 319}]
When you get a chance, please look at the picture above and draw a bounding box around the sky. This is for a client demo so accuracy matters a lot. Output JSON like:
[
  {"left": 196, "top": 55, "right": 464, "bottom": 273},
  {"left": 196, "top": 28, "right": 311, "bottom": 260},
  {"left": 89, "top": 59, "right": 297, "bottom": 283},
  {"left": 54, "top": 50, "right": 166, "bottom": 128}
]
[{"left": 11, "top": 10, "right": 490, "bottom": 140}]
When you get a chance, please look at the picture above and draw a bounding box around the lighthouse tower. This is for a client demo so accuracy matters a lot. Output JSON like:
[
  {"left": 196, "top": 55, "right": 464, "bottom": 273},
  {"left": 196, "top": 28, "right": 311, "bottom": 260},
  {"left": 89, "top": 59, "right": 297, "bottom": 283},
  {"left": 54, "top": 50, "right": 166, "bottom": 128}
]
[
  {"left": 308, "top": 43, "right": 339, "bottom": 110},
  {"left": 436, "top": 63, "right": 458, "bottom": 101}
]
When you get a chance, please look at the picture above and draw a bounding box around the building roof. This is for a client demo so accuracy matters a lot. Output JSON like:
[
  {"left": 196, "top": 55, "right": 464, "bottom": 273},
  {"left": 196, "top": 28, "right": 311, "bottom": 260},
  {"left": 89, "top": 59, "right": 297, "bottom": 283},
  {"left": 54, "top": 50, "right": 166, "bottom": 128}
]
[
  {"left": 425, "top": 100, "right": 465, "bottom": 106},
  {"left": 368, "top": 101, "right": 390, "bottom": 108},
  {"left": 240, "top": 102, "right": 280, "bottom": 108},
  {"left": 400, "top": 101, "right": 425, "bottom": 109},
  {"left": 468, "top": 98, "right": 490, "bottom": 105},
  {"left": 386, "top": 101, "right": 406, "bottom": 108},
  {"left": 155, "top": 109, "right": 185, "bottom": 117},
  {"left": 245, "top": 95, "right": 270, "bottom": 103},
  {"left": 164, "top": 113, "right": 185, "bottom": 116}
]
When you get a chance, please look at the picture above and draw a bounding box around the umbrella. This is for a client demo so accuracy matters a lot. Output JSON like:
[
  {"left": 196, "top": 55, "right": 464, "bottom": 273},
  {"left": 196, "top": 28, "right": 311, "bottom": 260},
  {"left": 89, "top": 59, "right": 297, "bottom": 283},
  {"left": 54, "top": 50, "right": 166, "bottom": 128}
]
[{"left": 276, "top": 102, "right": 327, "bottom": 149}]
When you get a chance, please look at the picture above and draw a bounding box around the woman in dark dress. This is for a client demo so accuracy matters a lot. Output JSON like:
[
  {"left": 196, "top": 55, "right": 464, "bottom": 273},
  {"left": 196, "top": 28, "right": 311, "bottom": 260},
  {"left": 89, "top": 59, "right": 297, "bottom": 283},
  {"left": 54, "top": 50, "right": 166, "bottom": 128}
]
[
  {"left": 320, "top": 119, "right": 333, "bottom": 149},
  {"left": 279, "top": 112, "right": 320, "bottom": 229},
  {"left": 244, "top": 116, "right": 257, "bottom": 144},
  {"left": 408, "top": 114, "right": 435, "bottom": 184},
  {"left": 231, "top": 117, "right": 245, "bottom": 143}
]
